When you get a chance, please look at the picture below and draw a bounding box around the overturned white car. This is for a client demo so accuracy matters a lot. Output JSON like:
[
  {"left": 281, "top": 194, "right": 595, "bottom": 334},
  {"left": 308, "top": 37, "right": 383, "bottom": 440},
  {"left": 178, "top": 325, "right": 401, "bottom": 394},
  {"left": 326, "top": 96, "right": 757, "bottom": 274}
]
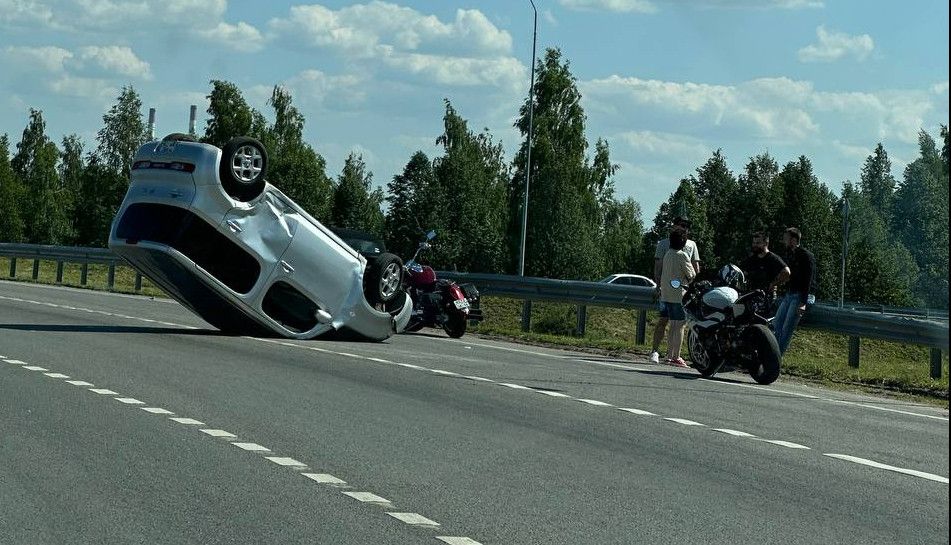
[{"left": 109, "top": 134, "right": 411, "bottom": 341}]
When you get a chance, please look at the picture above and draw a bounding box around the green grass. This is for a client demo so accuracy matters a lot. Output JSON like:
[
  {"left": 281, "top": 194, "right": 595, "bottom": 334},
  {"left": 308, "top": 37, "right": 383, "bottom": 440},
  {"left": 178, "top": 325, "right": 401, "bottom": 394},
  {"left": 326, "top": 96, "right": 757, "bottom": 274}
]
[
  {"left": 2, "top": 256, "right": 947, "bottom": 403},
  {"left": 470, "top": 296, "right": 949, "bottom": 403}
]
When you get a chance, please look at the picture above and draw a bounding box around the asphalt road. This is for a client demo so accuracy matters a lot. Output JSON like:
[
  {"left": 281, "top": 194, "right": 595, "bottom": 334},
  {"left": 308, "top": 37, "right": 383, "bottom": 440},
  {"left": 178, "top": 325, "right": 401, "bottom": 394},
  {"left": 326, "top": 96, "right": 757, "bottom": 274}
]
[{"left": 1, "top": 280, "right": 948, "bottom": 545}]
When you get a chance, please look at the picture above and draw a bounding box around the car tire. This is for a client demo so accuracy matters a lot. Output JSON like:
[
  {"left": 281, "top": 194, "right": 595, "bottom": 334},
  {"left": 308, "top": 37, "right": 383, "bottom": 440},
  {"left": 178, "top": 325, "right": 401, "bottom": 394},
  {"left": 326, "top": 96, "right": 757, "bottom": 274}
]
[
  {"left": 219, "top": 136, "right": 267, "bottom": 202},
  {"left": 365, "top": 253, "right": 403, "bottom": 306}
]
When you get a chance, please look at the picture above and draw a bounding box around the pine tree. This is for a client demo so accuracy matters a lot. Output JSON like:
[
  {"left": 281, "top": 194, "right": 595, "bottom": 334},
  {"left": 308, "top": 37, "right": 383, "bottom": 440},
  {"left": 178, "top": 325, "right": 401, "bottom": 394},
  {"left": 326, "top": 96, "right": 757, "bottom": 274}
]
[
  {"left": 386, "top": 151, "right": 434, "bottom": 260},
  {"left": 0, "top": 134, "right": 25, "bottom": 242},
  {"left": 203, "top": 80, "right": 259, "bottom": 148},
  {"left": 59, "top": 134, "right": 84, "bottom": 244},
  {"left": 331, "top": 153, "right": 384, "bottom": 235},
  {"left": 859, "top": 143, "right": 897, "bottom": 224}
]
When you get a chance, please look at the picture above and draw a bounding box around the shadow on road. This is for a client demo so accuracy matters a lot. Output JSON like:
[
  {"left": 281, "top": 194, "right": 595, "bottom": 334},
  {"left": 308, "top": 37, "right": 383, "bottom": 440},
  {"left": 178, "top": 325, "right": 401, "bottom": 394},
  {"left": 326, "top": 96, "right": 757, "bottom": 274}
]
[{"left": 0, "top": 323, "right": 222, "bottom": 336}]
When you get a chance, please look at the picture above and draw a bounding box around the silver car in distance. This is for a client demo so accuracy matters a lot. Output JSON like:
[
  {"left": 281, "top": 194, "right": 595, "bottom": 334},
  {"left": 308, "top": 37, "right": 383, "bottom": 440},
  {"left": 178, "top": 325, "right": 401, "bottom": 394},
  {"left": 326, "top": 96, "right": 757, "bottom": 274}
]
[{"left": 109, "top": 134, "right": 412, "bottom": 341}]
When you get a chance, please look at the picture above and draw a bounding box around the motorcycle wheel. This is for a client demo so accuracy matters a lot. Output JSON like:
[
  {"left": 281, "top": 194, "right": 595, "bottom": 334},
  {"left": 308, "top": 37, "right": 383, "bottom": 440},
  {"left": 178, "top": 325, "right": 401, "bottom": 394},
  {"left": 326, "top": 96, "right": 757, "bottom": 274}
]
[
  {"left": 745, "top": 324, "right": 782, "bottom": 385},
  {"left": 443, "top": 312, "right": 467, "bottom": 338},
  {"left": 687, "top": 328, "right": 720, "bottom": 378}
]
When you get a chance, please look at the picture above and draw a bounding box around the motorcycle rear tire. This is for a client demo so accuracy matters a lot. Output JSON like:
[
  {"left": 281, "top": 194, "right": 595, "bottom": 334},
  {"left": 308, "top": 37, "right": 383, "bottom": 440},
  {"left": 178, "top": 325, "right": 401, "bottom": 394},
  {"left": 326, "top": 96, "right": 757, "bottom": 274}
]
[
  {"left": 443, "top": 312, "right": 467, "bottom": 338},
  {"left": 746, "top": 324, "right": 782, "bottom": 385}
]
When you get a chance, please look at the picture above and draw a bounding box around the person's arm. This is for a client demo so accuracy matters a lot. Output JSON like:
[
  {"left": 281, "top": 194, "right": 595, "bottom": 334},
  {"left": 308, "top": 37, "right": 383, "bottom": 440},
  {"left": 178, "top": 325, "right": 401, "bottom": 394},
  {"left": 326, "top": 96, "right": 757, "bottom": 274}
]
[
  {"left": 770, "top": 267, "right": 791, "bottom": 293},
  {"left": 681, "top": 253, "right": 696, "bottom": 283},
  {"left": 690, "top": 242, "right": 701, "bottom": 275},
  {"left": 654, "top": 258, "right": 663, "bottom": 285}
]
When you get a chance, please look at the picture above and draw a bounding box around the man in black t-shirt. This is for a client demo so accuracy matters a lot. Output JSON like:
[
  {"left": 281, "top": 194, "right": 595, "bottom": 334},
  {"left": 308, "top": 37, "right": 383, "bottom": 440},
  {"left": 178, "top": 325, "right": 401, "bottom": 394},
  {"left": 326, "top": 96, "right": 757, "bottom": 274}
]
[
  {"left": 773, "top": 227, "right": 817, "bottom": 355},
  {"left": 740, "top": 231, "right": 790, "bottom": 299}
]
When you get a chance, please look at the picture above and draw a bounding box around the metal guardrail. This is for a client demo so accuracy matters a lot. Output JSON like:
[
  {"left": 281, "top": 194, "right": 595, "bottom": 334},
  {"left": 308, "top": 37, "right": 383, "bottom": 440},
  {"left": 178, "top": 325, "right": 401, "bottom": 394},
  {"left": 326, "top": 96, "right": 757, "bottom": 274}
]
[{"left": 1, "top": 244, "right": 947, "bottom": 379}]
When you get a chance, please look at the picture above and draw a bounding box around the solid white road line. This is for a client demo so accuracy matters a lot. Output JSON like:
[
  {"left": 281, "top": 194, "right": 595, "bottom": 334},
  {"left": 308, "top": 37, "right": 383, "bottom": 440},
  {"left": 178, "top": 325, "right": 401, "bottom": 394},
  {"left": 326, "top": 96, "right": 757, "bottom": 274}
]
[
  {"left": 578, "top": 399, "right": 613, "bottom": 407},
  {"left": 824, "top": 454, "right": 949, "bottom": 484},
  {"left": 302, "top": 473, "right": 348, "bottom": 486},
  {"left": 265, "top": 457, "right": 307, "bottom": 467},
  {"left": 618, "top": 408, "right": 655, "bottom": 416},
  {"left": 500, "top": 383, "right": 531, "bottom": 390},
  {"left": 760, "top": 440, "right": 811, "bottom": 450},
  {"left": 713, "top": 428, "right": 757, "bottom": 437},
  {"left": 386, "top": 512, "right": 440, "bottom": 526},
  {"left": 664, "top": 418, "right": 705, "bottom": 426},
  {"left": 536, "top": 390, "right": 571, "bottom": 398},
  {"left": 343, "top": 491, "right": 392, "bottom": 506},
  {"left": 232, "top": 442, "right": 271, "bottom": 452},
  {"left": 200, "top": 429, "right": 236, "bottom": 438}
]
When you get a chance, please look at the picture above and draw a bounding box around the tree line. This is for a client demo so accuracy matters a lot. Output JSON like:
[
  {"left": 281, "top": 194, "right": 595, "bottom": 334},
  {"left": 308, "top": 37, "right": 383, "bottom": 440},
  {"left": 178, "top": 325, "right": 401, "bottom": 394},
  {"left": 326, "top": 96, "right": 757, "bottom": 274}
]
[{"left": 0, "top": 48, "right": 947, "bottom": 309}]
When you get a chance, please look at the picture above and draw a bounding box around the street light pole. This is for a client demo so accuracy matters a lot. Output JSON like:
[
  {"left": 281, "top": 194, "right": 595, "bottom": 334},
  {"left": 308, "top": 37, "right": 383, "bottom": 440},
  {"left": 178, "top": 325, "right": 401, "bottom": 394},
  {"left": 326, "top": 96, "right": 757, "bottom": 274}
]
[
  {"left": 518, "top": 0, "right": 537, "bottom": 278},
  {"left": 839, "top": 197, "right": 850, "bottom": 309}
]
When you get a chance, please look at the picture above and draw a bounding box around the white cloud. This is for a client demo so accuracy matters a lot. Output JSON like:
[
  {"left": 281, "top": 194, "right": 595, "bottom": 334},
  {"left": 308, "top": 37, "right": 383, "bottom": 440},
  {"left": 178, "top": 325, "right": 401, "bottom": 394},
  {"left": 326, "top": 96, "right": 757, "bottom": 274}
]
[
  {"left": 2, "top": 45, "right": 73, "bottom": 72},
  {"left": 798, "top": 26, "right": 874, "bottom": 63},
  {"left": 49, "top": 75, "right": 116, "bottom": 101},
  {"left": 932, "top": 81, "right": 949, "bottom": 95},
  {"left": 685, "top": 0, "right": 824, "bottom": 8},
  {"left": 618, "top": 130, "right": 711, "bottom": 159},
  {"left": 832, "top": 140, "right": 871, "bottom": 161},
  {"left": 196, "top": 22, "right": 265, "bottom": 52},
  {"left": 558, "top": 0, "right": 657, "bottom": 13},
  {"left": 0, "top": 0, "right": 54, "bottom": 26},
  {"left": 267, "top": 2, "right": 523, "bottom": 90},
  {"left": 77, "top": 46, "right": 152, "bottom": 79},
  {"left": 543, "top": 10, "right": 559, "bottom": 26}
]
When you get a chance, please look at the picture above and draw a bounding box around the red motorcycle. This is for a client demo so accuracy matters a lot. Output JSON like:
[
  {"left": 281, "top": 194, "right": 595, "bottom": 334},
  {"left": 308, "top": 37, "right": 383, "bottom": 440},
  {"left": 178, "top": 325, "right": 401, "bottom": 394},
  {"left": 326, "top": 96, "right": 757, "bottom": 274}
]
[{"left": 403, "top": 231, "right": 483, "bottom": 338}]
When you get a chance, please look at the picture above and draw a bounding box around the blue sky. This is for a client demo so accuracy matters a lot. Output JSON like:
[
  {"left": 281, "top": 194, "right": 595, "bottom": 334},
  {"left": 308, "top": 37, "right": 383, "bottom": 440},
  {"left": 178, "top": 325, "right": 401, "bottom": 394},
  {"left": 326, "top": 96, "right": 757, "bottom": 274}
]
[{"left": 1, "top": 0, "right": 948, "bottom": 219}]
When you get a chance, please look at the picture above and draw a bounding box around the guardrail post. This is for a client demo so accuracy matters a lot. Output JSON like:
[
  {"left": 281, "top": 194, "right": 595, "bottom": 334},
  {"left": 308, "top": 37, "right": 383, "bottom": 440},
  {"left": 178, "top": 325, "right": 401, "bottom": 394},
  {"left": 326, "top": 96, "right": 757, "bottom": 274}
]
[
  {"left": 930, "top": 348, "right": 944, "bottom": 380},
  {"left": 80, "top": 262, "right": 89, "bottom": 286},
  {"left": 848, "top": 336, "right": 860, "bottom": 368},
  {"left": 635, "top": 309, "right": 647, "bottom": 345},
  {"left": 575, "top": 305, "right": 587, "bottom": 336},
  {"left": 135, "top": 273, "right": 143, "bottom": 292},
  {"left": 56, "top": 261, "right": 64, "bottom": 283},
  {"left": 521, "top": 301, "right": 532, "bottom": 332},
  {"left": 107, "top": 262, "right": 116, "bottom": 290},
  {"left": 31, "top": 258, "right": 40, "bottom": 280},
  {"left": 8, "top": 257, "right": 14, "bottom": 278}
]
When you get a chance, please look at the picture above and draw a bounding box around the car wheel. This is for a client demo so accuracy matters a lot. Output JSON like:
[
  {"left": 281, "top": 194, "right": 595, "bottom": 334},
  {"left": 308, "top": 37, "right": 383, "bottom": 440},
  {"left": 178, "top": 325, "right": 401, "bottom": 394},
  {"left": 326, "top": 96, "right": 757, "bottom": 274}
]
[
  {"left": 219, "top": 136, "right": 267, "bottom": 202},
  {"left": 365, "top": 253, "right": 403, "bottom": 306}
]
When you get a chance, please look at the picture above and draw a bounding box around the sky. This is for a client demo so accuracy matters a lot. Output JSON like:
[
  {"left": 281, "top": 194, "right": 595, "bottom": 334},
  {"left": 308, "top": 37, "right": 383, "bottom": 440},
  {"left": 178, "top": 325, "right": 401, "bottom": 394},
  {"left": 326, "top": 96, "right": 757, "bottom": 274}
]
[{"left": 1, "top": 0, "right": 948, "bottom": 219}]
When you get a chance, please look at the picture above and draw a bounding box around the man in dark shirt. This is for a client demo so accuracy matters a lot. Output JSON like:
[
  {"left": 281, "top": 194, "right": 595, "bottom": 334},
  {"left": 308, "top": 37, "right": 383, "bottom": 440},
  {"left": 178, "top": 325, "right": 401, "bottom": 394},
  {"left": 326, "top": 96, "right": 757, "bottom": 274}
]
[
  {"left": 773, "top": 227, "right": 817, "bottom": 355},
  {"left": 740, "top": 231, "right": 790, "bottom": 298}
]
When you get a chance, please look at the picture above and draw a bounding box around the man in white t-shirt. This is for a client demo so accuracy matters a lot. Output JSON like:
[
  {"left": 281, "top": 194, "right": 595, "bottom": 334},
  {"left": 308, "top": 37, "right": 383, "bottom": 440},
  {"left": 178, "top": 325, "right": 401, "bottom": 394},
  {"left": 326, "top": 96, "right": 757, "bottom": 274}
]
[{"left": 650, "top": 216, "right": 701, "bottom": 364}]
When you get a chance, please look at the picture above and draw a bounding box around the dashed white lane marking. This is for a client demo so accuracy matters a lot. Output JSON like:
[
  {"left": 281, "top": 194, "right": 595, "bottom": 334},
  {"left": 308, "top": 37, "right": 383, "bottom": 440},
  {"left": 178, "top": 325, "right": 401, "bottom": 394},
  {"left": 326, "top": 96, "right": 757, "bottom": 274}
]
[
  {"left": 4, "top": 359, "right": 27, "bottom": 364},
  {"left": 141, "top": 407, "right": 174, "bottom": 415},
  {"left": 713, "top": 428, "right": 757, "bottom": 437},
  {"left": 303, "top": 473, "right": 348, "bottom": 486},
  {"left": 200, "top": 429, "right": 236, "bottom": 438},
  {"left": 343, "top": 491, "right": 392, "bottom": 506},
  {"left": 437, "top": 537, "right": 484, "bottom": 545},
  {"left": 44, "top": 372, "right": 70, "bottom": 379},
  {"left": 23, "top": 365, "right": 48, "bottom": 371},
  {"left": 665, "top": 418, "right": 705, "bottom": 426},
  {"left": 265, "top": 456, "right": 307, "bottom": 467},
  {"left": 824, "top": 454, "right": 949, "bottom": 484},
  {"left": 578, "top": 398, "right": 613, "bottom": 407},
  {"left": 169, "top": 417, "right": 205, "bottom": 425},
  {"left": 760, "top": 440, "right": 810, "bottom": 450},
  {"left": 89, "top": 388, "right": 119, "bottom": 395},
  {"left": 232, "top": 442, "right": 271, "bottom": 452},
  {"left": 618, "top": 408, "right": 655, "bottom": 416},
  {"left": 536, "top": 390, "right": 571, "bottom": 398},
  {"left": 115, "top": 397, "right": 145, "bottom": 405},
  {"left": 66, "top": 380, "right": 94, "bottom": 387},
  {"left": 387, "top": 512, "right": 440, "bottom": 527}
]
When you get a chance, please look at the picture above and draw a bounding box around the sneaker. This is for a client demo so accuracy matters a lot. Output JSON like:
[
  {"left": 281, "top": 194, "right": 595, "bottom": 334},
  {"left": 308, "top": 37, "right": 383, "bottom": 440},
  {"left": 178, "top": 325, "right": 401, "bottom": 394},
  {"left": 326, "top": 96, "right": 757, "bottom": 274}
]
[
  {"left": 649, "top": 351, "right": 660, "bottom": 364},
  {"left": 666, "top": 357, "right": 690, "bottom": 368}
]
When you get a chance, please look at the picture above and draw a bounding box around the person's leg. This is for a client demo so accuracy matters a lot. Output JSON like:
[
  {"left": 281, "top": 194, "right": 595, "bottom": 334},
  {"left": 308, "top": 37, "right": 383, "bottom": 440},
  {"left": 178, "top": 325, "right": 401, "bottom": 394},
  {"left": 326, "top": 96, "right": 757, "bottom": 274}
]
[
  {"left": 666, "top": 320, "right": 684, "bottom": 361},
  {"left": 772, "top": 294, "right": 793, "bottom": 350},
  {"left": 651, "top": 301, "right": 669, "bottom": 361},
  {"left": 775, "top": 294, "right": 802, "bottom": 354}
]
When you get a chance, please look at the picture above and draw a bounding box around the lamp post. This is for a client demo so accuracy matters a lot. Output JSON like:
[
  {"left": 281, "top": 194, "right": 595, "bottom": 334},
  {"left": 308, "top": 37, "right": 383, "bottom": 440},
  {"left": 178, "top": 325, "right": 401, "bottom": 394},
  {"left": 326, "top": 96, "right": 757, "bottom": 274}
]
[
  {"left": 839, "top": 196, "right": 850, "bottom": 309},
  {"left": 518, "top": 0, "right": 538, "bottom": 332},
  {"left": 518, "top": 0, "right": 538, "bottom": 278}
]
